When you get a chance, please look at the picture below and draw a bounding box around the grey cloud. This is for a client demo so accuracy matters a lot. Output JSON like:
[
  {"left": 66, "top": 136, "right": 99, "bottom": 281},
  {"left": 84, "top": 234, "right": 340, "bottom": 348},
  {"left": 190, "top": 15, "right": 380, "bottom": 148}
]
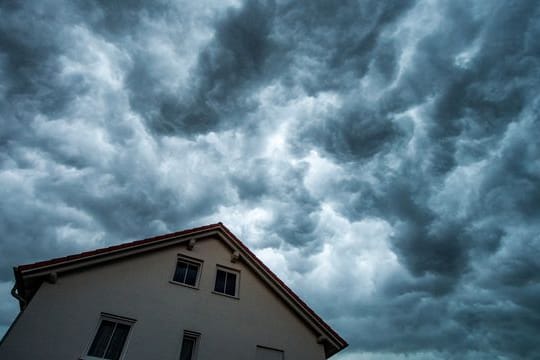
[
  {"left": 230, "top": 157, "right": 322, "bottom": 250},
  {"left": 0, "top": 0, "right": 231, "bottom": 278},
  {"left": 81, "top": 0, "right": 172, "bottom": 37},
  {"left": 297, "top": 105, "right": 405, "bottom": 162},
  {"left": 276, "top": 0, "right": 415, "bottom": 94},
  {"left": 302, "top": 0, "right": 540, "bottom": 281},
  {"left": 0, "top": 186, "right": 89, "bottom": 280},
  {"left": 286, "top": 0, "right": 540, "bottom": 357},
  {"left": 132, "top": 0, "right": 282, "bottom": 135},
  {"left": 0, "top": 3, "right": 78, "bottom": 148}
]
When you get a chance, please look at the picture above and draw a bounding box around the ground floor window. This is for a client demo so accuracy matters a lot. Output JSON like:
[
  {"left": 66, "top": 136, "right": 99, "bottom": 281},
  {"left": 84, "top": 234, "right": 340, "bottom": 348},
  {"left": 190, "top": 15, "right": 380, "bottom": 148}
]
[
  {"left": 256, "top": 345, "right": 284, "bottom": 360},
  {"left": 179, "top": 331, "right": 200, "bottom": 360},
  {"left": 86, "top": 313, "right": 135, "bottom": 360}
]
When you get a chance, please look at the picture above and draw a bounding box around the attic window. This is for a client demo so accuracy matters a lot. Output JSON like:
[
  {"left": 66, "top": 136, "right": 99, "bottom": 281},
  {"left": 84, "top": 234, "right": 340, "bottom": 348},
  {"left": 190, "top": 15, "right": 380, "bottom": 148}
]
[
  {"left": 85, "top": 313, "right": 135, "bottom": 360},
  {"left": 172, "top": 256, "right": 202, "bottom": 288},
  {"left": 213, "top": 267, "right": 239, "bottom": 297}
]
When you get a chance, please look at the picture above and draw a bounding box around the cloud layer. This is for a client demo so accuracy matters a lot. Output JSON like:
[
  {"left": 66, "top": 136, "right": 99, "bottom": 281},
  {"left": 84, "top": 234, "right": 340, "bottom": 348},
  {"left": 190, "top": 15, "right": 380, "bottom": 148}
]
[{"left": 1, "top": 0, "right": 540, "bottom": 358}]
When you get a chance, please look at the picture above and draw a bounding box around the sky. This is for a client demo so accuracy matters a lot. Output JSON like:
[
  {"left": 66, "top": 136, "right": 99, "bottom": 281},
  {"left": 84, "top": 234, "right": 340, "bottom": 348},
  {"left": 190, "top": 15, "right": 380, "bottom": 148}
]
[{"left": 1, "top": 0, "right": 539, "bottom": 358}]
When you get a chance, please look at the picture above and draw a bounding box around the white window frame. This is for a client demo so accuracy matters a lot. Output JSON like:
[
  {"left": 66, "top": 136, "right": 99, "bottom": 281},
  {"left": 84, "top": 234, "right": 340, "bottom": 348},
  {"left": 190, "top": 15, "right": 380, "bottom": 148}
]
[
  {"left": 178, "top": 330, "right": 201, "bottom": 360},
  {"left": 256, "top": 345, "right": 285, "bottom": 360},
  {"left": 170, "top": 254, "right": 203, "bottom": 289},
  {"left": 82, "top": 313, "right": 136, "bottom": 360},
  {"left": 212, "top": 265, "right": 240, "bottom": 298}
]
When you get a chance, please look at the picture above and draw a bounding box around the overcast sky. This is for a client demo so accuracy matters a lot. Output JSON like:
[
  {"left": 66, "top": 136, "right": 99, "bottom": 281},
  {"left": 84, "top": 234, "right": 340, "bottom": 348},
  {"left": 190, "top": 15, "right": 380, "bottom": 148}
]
[{"left": 1, "top": 0, "right": 540, "bottom": 358}]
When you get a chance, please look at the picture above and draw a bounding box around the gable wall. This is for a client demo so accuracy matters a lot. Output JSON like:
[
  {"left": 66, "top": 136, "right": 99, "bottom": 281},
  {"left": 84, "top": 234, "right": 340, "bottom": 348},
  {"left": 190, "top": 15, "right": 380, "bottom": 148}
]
[{"left": 0, "top": 237, "right": 326, "bottom": 360}]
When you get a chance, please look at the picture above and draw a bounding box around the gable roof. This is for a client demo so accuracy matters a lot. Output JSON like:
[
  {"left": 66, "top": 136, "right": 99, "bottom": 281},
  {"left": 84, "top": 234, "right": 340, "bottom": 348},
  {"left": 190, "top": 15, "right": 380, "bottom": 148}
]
[{"left": 13, "top": 222, "right": 348, "bottom": 358}]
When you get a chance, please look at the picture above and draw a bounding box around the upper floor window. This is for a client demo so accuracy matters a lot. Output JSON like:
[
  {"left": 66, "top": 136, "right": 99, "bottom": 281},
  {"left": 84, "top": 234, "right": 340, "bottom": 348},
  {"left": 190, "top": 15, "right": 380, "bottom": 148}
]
[
  {"left": 213, "top": 267, "right": 239, "bottom": 297},
  {"left": 85, "top": 313, "right": 135, "bottom": 360},
  {"left": 172, "top": 256, "right": 202, "bottom": 288}
]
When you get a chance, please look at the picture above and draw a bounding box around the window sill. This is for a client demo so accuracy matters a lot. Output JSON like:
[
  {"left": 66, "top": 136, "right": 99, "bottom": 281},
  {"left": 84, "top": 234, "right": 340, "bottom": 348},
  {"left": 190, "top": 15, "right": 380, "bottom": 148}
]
[
  {"left": 212, "top": 291, "right": 239, "bottom": 300},
  {"left": 169, "top": 280, "right": 200, "bottom": 290}
]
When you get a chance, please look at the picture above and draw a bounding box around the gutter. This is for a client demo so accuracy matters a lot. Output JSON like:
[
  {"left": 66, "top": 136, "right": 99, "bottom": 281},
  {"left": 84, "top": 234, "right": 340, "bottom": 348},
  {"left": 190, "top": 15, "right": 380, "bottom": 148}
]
[
  {"left": 10, "top": 284, "right": 26, "bottom": 309},
  {"left": 11, "top": 267, "right": 27, "bottom": 310}
]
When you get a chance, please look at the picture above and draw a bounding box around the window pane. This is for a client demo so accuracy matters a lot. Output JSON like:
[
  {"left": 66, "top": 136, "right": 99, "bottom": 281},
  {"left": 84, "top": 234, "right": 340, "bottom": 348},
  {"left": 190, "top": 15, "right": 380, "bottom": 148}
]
[
  {"left": 105, "top": 323, "right": 130, "bottom": 360},
  {"left": 185, "top": 264, "right": 198, "bottom": 286},
  {"left": 179, "top": 336, "right": 195, "bottom": 360},
  {"left": 214, "top": 270, "right": 226, "bottom": 293},
  {"left": 225, "top": 272, "right": 236, "bottom": 296},
  {"left": 88, "top": 320, "right": 115, "bottom": 357},
  {"left": 173, "top": 261, "right": 188, "bottom": 283}
]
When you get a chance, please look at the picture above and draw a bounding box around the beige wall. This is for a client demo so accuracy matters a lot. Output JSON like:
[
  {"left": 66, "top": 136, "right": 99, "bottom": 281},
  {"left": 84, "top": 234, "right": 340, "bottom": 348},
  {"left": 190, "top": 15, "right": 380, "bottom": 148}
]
[{"left": 0, "top": 237, "right": 326, "bottom": 360}]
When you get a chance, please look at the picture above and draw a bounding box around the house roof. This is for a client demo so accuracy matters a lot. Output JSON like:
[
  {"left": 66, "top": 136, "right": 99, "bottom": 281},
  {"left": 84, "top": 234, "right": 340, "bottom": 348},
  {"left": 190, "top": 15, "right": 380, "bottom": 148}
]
[{"left": 13, "top": 222, "right": 348, "bottom": 357}]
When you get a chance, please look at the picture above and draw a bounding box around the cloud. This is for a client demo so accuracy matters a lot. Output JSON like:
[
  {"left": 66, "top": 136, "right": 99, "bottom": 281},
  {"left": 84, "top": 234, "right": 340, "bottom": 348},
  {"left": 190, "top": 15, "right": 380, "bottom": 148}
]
[
  {"left": 1, "top": 0, "right": 540, "bottom": 358},
  {"left": 0, "top": 281, "right": 18, "bottom": 338}
]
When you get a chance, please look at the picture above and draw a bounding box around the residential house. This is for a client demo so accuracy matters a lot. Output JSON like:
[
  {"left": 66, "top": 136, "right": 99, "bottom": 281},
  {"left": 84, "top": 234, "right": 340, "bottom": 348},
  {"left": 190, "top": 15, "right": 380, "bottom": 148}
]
[{"left": 0, "top": 223, "right": 347, "bottom": 359}]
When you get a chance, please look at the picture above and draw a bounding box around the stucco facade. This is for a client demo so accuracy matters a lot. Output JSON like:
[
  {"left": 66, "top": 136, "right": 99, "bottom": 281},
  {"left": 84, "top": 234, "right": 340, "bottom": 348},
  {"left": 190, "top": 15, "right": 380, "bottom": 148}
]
[{"left": 0, "top": 224, "right": 346, "bottom": 359}]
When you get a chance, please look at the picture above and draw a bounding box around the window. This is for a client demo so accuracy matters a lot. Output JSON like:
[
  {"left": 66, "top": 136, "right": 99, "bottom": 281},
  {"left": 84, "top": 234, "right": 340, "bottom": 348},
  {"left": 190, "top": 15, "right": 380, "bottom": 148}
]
[
  {"left": 86, "top": 314, "right": 135, "bottom": 360},
  {"left": 256, "top": 346, "right": 284, "bottom": 360},
  {"left": 172, "top": 256, "right": 202, "bottom": 287},
  {"left": 213, "top": 267, "right": 239, "bottom": 297},
  {"left": 179, "top": 331, "right": 200, "bottom": 360}
]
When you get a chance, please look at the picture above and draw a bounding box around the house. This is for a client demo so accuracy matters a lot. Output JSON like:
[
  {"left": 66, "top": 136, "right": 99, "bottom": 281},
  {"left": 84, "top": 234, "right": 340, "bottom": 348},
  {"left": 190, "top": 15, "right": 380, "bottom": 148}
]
[{"left": 0, "top": 223, "right": 347, "bottom": 359}]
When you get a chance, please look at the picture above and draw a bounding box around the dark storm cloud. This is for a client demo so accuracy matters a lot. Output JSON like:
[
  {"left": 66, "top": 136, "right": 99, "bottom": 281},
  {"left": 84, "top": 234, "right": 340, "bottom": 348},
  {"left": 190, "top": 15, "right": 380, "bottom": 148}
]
[
  {"left": 276, "top": 0, "right": 415, "bottom": 94},
  {"left": 0, "top": 2, "right": 91, "bottom": 279},
  {"left": 125, "top": 0, "right": 284, "bottom": 135},
  {"left": 242, "top": 0, "right": 540, "bottom": 357},
  {"left": 0, "top": 2, "right": 86, "bottom": 147},
  {"left": 83, "top": 0, "right": 172, "bottom": 36},
  {"left": 295, "top": 0, "right": 540, "bottom": 357},
  {"left": 0, "top": 0, "right": 232, "bottom": 278},
  {"left": 230, "top": 157, "right": 322, "bottom": 250},
  {"left": 298, "top": 105, "right": 404, "bottom": 162},
  {"left": 1, "top": 0, "right": 540, "bottom": 359}
]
